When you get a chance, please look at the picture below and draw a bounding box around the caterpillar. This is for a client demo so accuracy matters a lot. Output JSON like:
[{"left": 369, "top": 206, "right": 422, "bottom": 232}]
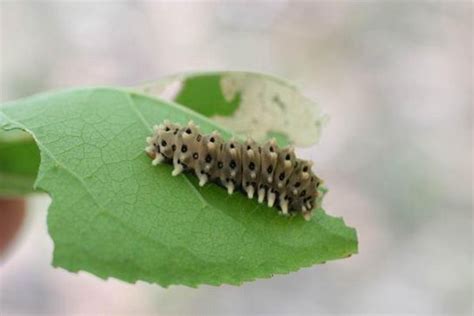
[{"left": 145, "top": 120, "right": 322, "bottom": 220}]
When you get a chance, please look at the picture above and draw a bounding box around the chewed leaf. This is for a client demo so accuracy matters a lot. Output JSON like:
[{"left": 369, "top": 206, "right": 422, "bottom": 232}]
[
  {"left": 0, "top": 87, "right": 357, "bottom": 287},
  {"left": 135, "top": 71, "right": 328, "bottom": 147}
]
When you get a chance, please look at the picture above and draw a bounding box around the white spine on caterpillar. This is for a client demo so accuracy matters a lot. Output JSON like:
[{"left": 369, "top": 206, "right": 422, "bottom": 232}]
[{"left": 145, "top": 120, "right": 322, "bottom": 220}]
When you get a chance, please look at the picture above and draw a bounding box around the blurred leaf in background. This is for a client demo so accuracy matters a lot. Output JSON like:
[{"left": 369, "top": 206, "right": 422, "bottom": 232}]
[{"left": 136, "top": 71, "right": 328, "bottom": 147}]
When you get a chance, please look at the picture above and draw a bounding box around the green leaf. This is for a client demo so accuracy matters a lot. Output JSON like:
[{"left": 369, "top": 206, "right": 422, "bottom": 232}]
[
  {"left": 0, "top": 87, "right": 357, "bottom": 287},
  {"left": 0, "top": 129, "right": 40, "bottom": 196},
  {"left": 174, "top": 73, "right": 242, "bottom": 116},
  {"left": 136, "top": 71, "right": 329, "bottom": 147}
]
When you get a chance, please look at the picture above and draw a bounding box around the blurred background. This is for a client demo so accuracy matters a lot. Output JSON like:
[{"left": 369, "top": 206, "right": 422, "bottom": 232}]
[{"left": 0, "top": 1, "right": 472, "bottom": 315}]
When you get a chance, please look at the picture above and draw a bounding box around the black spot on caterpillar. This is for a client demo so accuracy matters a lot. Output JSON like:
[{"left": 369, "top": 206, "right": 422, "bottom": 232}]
[{"left": 145, "top": 120, "right": 322, "bottom": 220}]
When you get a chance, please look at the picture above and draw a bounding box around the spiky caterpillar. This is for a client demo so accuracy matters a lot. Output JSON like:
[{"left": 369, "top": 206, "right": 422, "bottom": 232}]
[{"left": 145, "top": 120, "right": 322, "bottom": 220}]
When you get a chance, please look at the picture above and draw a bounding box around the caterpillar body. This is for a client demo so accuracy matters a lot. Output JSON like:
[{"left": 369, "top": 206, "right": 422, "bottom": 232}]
[{"left": 145, "top": 120, "right": 322, "bottom": 220}]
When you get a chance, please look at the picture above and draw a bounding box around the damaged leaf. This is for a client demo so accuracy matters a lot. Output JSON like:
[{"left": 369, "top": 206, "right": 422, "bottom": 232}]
[{"left": 136, "top": 71, "right": 328, "bottom": 147}]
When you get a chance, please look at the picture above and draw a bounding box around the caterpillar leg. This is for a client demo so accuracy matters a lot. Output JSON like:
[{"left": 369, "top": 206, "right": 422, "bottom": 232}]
[
  {"left": 197, "top": 172, "right": 208, "bottom": 187},
  {"left": 246, "top": 185, "right": 255, "bottom": 199},
  {"left": 258, "top": 187, "right": 265, "bottom": 203},
  {"left": 172, "top": 163, "right": 184, "bottom": 176},
  {"left": 267, "top": 190, "right": 276, "bottom": 207},
  {"left": 279, "top": 198, "right": 289, "bottom": 215},
  {"left": 152, "top": 154, "right": 164, "bottom": 166},
  {"left": 226, "top": 181, "right": 235, "bottom": 194}
]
